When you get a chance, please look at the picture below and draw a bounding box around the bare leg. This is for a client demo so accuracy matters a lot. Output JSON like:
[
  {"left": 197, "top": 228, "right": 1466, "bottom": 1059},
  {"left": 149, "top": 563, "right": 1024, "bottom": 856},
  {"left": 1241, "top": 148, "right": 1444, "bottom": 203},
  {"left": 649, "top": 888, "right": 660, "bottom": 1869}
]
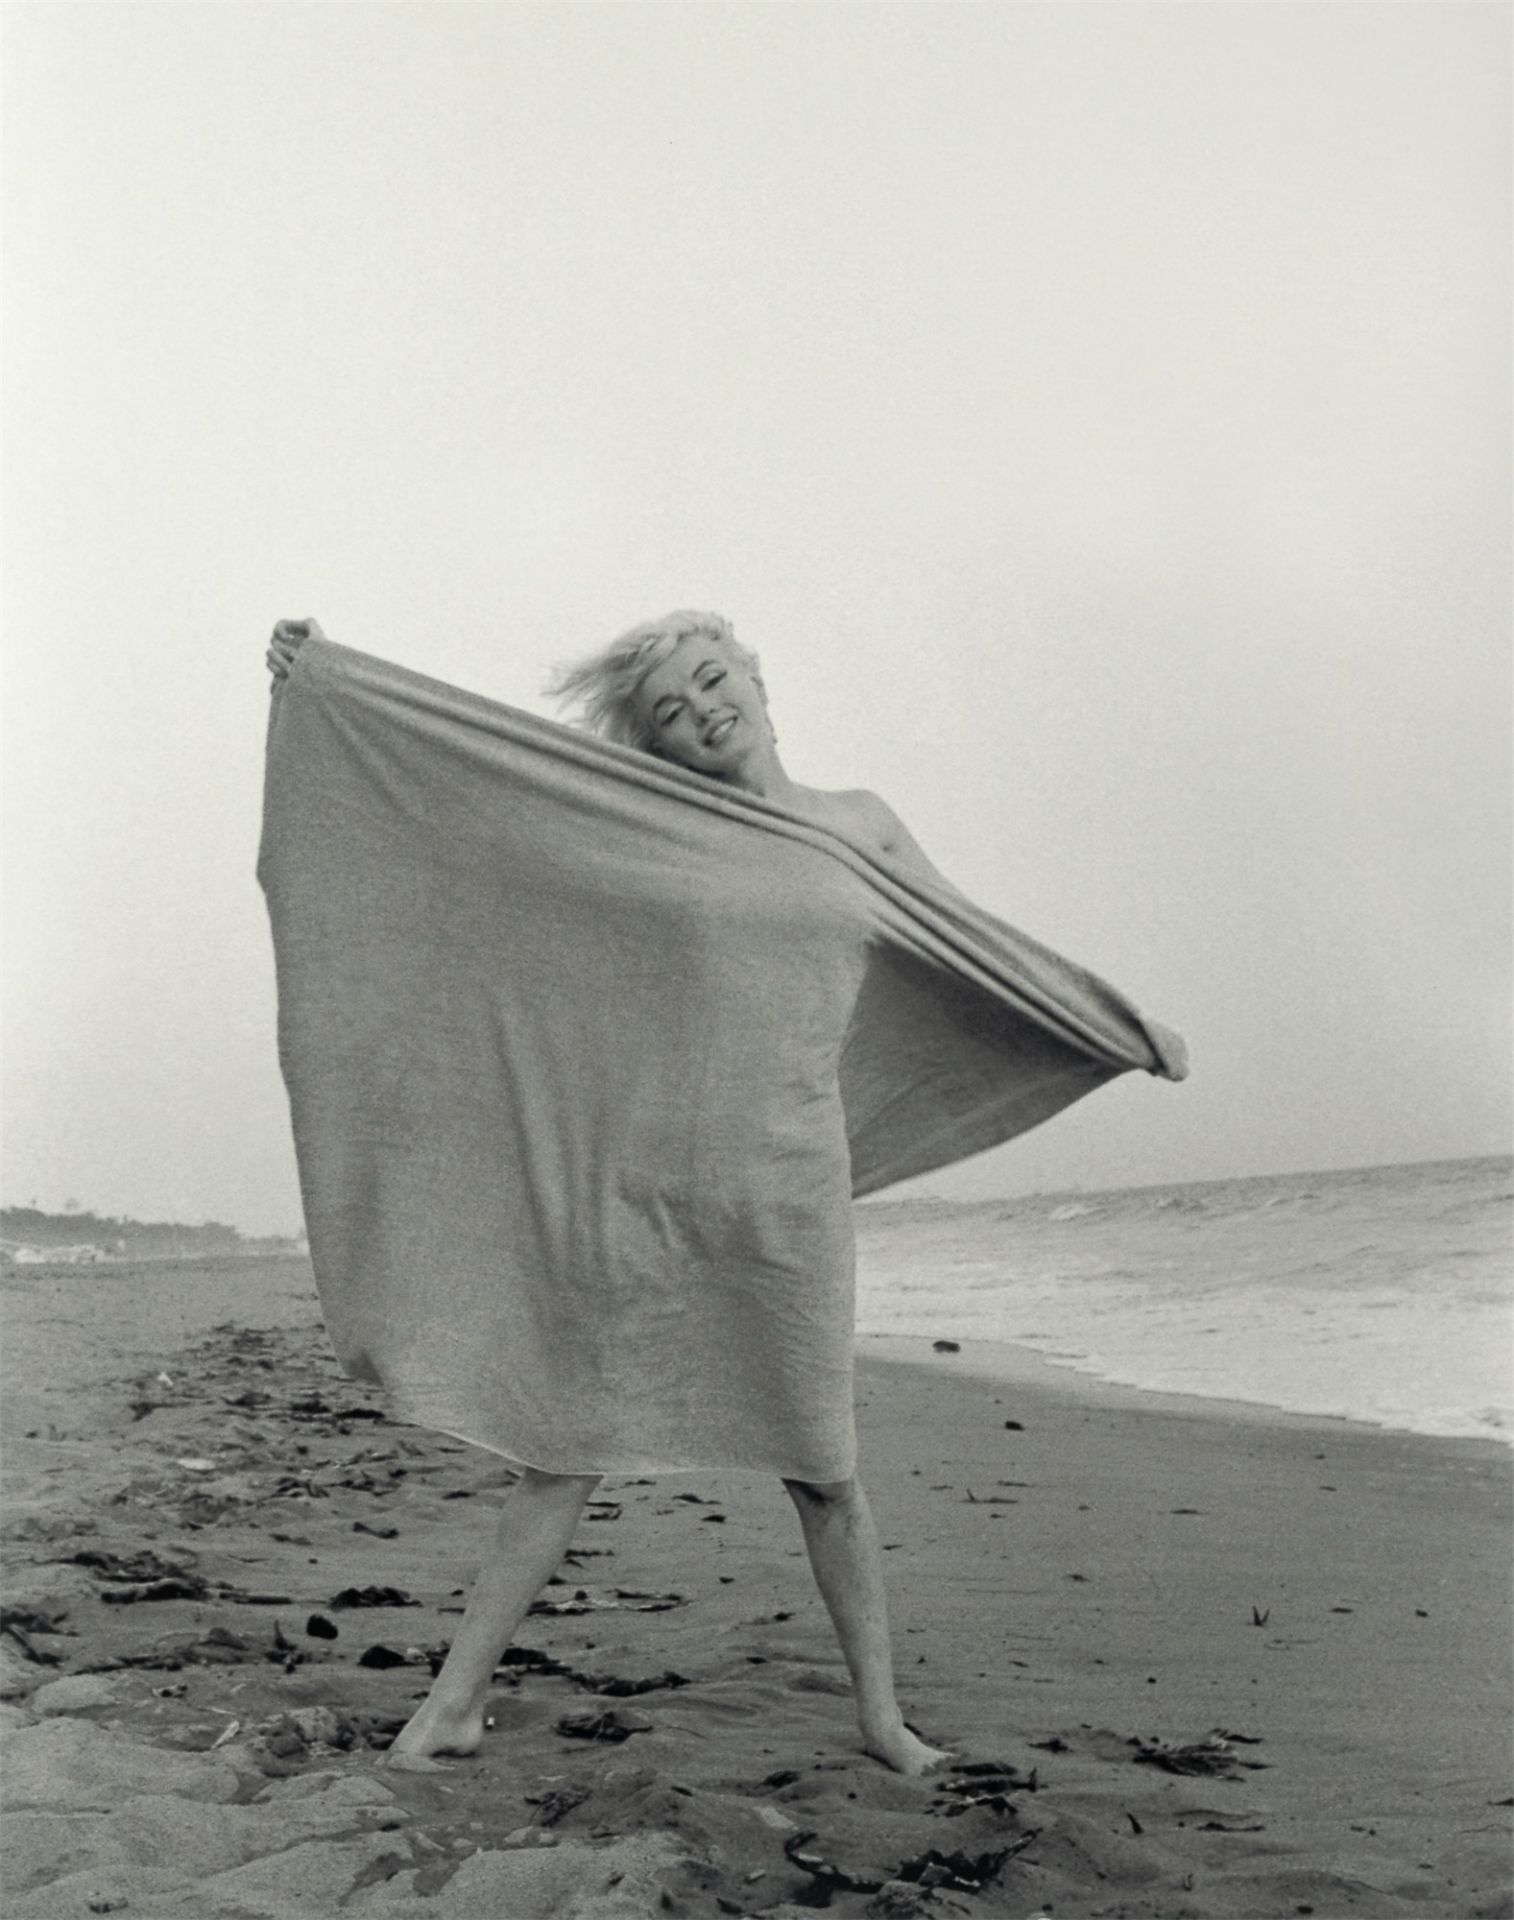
[
  {"left": 783, "top": 1474, "right": 950, "bottom": 1776},
  {"left": 388, "top": 1465, "right": 600, "bottom": 1760}
]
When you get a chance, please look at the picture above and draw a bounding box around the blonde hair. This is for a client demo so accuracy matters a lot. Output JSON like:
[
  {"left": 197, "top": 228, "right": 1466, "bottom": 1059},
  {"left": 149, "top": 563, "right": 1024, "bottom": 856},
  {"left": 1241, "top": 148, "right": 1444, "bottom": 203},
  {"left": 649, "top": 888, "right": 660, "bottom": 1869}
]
[{"left": 545, "top": 610, "right": 763, "bottom": 752}]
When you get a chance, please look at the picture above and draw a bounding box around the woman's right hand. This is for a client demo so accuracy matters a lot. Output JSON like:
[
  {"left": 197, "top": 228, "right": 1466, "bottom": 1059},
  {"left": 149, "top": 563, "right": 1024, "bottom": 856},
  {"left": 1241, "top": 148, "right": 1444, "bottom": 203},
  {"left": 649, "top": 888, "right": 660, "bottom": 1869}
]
[{"left": 267, "top": 617, "right": 326, "bottom": 683}]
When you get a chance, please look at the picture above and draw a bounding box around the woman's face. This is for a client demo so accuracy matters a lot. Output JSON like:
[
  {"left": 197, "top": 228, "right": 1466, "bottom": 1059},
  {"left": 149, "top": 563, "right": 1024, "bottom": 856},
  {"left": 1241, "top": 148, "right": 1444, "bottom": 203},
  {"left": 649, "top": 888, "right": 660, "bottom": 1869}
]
[{"left": 635, "top": 634, "right": 768, "bottom": 775}]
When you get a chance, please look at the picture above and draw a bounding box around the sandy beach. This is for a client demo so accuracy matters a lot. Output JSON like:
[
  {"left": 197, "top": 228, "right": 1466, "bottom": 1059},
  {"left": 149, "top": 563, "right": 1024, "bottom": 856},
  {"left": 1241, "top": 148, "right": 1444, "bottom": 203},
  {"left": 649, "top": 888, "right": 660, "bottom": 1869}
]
[{"left": 2, "top": 1254, "right": 1510, "bottom": 1918}]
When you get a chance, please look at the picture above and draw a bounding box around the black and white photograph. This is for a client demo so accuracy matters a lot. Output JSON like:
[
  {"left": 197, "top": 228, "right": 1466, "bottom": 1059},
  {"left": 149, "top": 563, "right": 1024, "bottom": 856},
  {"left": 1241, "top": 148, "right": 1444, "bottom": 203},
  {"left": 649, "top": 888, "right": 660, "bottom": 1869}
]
[{"left": 3, "top": 2, "right": 1510, "bottom": 1914}]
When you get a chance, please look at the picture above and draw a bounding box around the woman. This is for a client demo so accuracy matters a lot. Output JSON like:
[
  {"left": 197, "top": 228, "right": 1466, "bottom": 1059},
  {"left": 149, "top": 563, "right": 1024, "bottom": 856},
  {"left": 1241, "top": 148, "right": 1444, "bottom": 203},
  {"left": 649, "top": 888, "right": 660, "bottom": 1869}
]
[
  {"left": 264, "top": 611, "right": 1182, "bottom": 1778},
  {"left": 268, "top": 611, "right": 951, "bottom": 1773}
]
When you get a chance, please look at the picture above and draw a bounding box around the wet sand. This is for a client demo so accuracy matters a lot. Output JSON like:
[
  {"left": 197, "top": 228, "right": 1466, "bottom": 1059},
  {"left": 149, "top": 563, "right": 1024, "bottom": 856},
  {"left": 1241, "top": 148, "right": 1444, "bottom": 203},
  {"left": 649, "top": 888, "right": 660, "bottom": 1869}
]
[{"left": 2, "top": 1255, "right": 1510, "bottom": 1917}]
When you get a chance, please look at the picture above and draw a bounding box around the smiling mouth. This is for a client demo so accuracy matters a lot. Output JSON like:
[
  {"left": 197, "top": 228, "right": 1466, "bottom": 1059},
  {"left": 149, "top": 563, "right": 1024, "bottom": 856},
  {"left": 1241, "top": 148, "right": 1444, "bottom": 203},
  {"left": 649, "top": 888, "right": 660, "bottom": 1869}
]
[{"left": 704, "top": 716, "right": 737, "bottom": 747}]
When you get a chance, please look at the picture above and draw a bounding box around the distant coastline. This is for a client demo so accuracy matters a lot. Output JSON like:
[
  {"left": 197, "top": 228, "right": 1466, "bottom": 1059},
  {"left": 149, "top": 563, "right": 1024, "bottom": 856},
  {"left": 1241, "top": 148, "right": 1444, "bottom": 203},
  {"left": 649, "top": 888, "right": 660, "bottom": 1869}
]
[
  {"left": 9, "top": 1152, "right": 1507, "bottom": 1261},
  {"left": 0, "top": 1205, "right": 306, "bottom": 1266},
  {"left": 857, "top": 1150, "right": 1513, "bottom": 1217}
]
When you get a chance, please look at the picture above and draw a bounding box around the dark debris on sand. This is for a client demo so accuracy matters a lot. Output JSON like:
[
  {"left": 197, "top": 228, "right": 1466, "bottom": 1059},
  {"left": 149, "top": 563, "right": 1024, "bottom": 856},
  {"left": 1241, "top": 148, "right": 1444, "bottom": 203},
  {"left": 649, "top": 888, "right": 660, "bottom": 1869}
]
[
  {"left": 1130, "top": 1730, "right": 1268, "bottom": 1779},
  {"left": 0, "top": 1312, "right": 1380, "bottom": 1920}
]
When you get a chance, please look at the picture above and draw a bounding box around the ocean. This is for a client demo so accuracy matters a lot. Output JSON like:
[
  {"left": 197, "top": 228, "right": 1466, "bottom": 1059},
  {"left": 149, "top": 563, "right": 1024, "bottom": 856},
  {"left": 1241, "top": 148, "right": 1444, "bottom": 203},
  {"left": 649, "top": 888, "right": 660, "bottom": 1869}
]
[{"left": 855, "top": 1155, "right": 1514, "bottom": 1445}]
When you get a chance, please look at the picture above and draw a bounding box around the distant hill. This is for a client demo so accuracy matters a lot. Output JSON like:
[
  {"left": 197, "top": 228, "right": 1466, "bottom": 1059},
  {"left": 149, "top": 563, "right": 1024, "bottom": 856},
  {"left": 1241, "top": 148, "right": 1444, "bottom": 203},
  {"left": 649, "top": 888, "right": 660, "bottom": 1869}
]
[{"left": 1, "top": 1206, "right": 304, "bottom": 1262}]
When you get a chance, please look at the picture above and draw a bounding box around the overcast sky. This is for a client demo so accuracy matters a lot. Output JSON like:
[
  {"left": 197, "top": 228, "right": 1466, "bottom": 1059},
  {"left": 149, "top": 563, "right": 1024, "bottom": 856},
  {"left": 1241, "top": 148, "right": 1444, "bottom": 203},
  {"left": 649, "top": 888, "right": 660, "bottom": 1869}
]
[{"left": 3, "top": 0, "right": 1508, "bottom": 1235}]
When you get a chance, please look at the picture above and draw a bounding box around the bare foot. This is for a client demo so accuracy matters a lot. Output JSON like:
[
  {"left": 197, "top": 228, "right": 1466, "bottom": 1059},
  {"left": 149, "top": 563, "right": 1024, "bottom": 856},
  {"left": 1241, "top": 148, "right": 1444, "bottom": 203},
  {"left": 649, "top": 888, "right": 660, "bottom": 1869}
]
[
  {"left": 863, "top": 1717, "right": 952, "bottom": 1776},
  {"left": 382, "top": 1697, "right": 485, "bottom": 1765},
  {"left": 380, "top": 1749, "right": 452, "bottom": 1773}
]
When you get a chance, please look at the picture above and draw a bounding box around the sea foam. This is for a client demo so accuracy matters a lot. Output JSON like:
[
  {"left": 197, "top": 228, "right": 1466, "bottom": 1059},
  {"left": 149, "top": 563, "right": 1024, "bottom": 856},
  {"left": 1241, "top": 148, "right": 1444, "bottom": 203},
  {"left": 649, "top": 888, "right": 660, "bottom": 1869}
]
[{"left": 855, "top": 1156, "right": 1513, "bottom": 1444}]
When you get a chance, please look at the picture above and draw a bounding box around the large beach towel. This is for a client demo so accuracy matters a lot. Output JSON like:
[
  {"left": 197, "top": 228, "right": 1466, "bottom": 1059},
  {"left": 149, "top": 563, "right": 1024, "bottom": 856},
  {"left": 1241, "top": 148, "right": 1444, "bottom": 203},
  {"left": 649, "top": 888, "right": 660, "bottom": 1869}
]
[{"left": 259, "top": 636, "right": 1185, "bottom": 1480}]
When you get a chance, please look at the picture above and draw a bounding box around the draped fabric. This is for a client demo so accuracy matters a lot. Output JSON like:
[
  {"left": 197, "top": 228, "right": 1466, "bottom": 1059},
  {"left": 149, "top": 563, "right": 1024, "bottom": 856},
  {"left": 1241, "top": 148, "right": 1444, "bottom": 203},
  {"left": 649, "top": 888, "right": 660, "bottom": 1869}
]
[{"left": 259, "top": 637, "right": 1185, "bottom": 1479}]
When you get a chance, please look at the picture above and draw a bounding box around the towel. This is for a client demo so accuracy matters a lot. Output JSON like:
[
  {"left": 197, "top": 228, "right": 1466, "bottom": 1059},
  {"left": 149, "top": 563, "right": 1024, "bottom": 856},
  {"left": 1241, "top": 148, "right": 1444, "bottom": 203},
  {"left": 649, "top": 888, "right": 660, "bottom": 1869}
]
[{"left": 259, "top": 636, "right": 1185, "bottom": 1480}]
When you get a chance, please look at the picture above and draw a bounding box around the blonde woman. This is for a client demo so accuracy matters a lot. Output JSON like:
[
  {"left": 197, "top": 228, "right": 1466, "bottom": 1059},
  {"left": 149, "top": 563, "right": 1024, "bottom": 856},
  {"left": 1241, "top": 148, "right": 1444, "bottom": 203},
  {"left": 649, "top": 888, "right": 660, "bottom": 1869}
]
[{"left": 269, "top": 611, "right": 955, "bottom": 1774}]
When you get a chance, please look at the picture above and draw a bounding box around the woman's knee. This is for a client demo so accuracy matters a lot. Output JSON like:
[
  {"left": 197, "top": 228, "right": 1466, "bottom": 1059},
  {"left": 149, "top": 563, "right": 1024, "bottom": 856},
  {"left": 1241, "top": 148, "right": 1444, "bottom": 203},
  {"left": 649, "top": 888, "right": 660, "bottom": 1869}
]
[
  {"left": 783, "top": 1474, "right": 858, "bottom": 1508},
  {"left": 518, "top": 1466, "right": 601, "bottom": 1498}
]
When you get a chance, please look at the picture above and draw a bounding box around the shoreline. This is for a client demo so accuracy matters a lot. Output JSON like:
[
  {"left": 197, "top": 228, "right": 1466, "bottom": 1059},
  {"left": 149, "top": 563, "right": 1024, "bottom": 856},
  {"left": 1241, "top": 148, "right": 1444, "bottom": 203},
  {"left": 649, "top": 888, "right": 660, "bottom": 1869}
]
[
  {"left": 855, "top": 1154, "right": 1514, "bottom": 1455},
  {"left": 858, "top": 1330, "right": 1514, "bottom": 1455}
]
